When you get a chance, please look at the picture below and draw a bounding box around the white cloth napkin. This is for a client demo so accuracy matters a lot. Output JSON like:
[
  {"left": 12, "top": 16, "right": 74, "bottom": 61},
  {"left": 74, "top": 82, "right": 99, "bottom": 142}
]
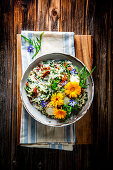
[{"left": 20, "top": 31, "right": 76, "bottom": 151}]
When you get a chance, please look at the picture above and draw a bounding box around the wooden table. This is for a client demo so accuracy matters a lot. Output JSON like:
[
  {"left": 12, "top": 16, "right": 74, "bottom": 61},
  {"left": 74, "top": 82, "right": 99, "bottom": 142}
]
[{"left": 0, "top": 0, "right": 113, "bottom": 170}]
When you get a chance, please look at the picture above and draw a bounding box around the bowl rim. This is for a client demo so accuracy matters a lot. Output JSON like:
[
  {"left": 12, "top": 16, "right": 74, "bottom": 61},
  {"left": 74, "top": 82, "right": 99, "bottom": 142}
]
[{"left": 20, "top": 52, "right": 94, "bottom": 127}]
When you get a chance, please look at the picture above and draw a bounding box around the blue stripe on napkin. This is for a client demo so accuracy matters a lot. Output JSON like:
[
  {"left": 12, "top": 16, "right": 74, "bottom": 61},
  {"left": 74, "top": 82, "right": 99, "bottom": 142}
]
[
  {"left": 58, "top": 144, "right": 62, "bottom": 150},
  {"left": 65, "top": 32, "right": 69, "bottom": 54},
  {"left": 24, "top": 109, "right": 28, "bottom": 143},
  {"left": 31, "top": 117, "right": 35, "bottom": 143},
  {"left": 65, "top": 33, "right": 71, "bottom": 143}
]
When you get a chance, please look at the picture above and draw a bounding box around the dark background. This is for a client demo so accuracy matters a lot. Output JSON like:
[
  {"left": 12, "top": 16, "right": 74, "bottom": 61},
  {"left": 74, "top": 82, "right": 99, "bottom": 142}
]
[{"left": 0, "top": 0, "right": 113, "bottom": 169}]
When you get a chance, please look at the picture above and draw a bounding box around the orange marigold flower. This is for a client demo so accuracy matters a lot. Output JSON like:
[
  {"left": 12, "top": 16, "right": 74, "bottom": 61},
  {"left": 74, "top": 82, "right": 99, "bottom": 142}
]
[
  {"left": 64, "top": 81, "right": 81, "bottom": 98},
  {"left": 54, "top": 108, "right": 67, "bottom": 119},
  {"left": 51, "top": 93, "right": 64, "bottom": 107}
]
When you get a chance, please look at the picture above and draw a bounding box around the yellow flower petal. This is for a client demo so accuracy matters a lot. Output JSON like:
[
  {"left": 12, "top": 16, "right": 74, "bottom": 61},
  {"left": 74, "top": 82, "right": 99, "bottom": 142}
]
[
  {"left": 64, "top": 81, "right": 81, "bottom": 98},
  {"left": 54, "top": 108, "right": 67, "bottom": 119},
  {"left": 51, "top": 93, "right": 64, "bottom": 107}
]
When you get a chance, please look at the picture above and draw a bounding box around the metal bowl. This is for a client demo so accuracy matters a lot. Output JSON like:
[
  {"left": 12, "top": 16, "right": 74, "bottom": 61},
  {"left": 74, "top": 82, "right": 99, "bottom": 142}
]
[{"left": 20, "top": 53, "right": 94, "bottom": 127}]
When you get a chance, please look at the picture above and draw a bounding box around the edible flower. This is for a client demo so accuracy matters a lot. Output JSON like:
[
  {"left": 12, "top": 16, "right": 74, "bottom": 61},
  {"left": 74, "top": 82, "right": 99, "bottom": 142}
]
[
  {"left": 69, "top": 99, "right": 77, "bottom": 107},
  {"left": 27, "top": 45, "right": 34, "bottom": 52},
  {"left": 60, "top": 80, "right": 68, "bottom": 86},
  {"left": 64, "top": 81, "right": 81, "bottom": 98},
  {"left": 70, "top": 68, "right": 77, "bottom": 75},
  {"left": 41, "top": 101, "right": 47, "bottom": 108},
  {"left": 54, "top": 108, "right": 67, "bottom": 119},
  {"left": 51, "top": 93, "right": 64, "bottom": 107}
]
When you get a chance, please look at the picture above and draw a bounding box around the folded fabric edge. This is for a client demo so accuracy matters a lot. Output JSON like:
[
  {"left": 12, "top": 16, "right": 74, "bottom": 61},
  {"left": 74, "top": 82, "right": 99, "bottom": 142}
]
[
  {"left": 21, "top": 30, "right": 75, "bottom": 35},
  {"left": 20, "top": 143, "right": 74, "bottom": 151}
]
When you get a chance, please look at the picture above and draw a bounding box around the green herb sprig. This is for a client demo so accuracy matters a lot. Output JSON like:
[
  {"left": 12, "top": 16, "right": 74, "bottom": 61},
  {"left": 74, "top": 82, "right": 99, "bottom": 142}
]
[
  {"left": 78, "top": 66, "right": 96, "bottom": 89},
  {"left": 51, "top": 77, "right": 60, "bottom": 93},
  {"left": 66, "top": 64, "right": 70, "bottom": 82},
  {"left": 21, "top": 32, "right": 44, "bottom": 59}
]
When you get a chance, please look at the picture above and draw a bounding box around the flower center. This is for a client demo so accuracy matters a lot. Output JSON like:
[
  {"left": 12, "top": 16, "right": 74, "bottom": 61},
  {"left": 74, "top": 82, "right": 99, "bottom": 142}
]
[
  {"left": 70, "top": 87, "right": 75, "bottom": 91},
  {"left": 58, "top": 111, "right": 63, "bottom": 115},
  {"left": 60, "top": 111, "right": 64, "bottom": 114},
  {"left": 56, "top": 97, "right": 59, "bottom": 101}
]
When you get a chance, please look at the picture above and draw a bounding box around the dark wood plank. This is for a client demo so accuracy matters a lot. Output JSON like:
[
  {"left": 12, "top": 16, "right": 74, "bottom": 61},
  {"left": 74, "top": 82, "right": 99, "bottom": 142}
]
[
  {"left": 0, "top": 0, "right": 14, "bottom": 169},
  {"left": 17, "top": 35, "right": 22, "bottom": 145}
]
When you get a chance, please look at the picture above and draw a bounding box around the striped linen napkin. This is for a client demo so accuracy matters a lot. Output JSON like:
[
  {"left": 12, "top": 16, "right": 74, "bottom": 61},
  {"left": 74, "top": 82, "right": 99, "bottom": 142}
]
[{"left": 20, "top": 31, "right": 75, "bottom": 151}]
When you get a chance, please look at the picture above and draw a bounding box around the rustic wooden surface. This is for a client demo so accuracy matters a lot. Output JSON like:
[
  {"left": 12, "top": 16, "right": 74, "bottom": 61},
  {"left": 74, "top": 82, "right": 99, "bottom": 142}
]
[
  {"left": 17, "top": 34, "right": 93, "bottom": 145},
  {"left": 0, "top": 0, "right": 113, "bottom": 170},
  {"left": 74, "top": 35, "right": 93, "bottom": 144},
  {"left": 17, "top": 34, "right": 22, "bottom": 145}
]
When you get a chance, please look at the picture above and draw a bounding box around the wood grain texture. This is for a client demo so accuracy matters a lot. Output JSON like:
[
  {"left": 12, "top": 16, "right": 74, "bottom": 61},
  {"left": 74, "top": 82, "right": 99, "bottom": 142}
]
[
  {"left": 17, "top": 35, "right": 22, "bottom": 145},
  {"left": 0, "top": 0, "right": 113, "bottom": 170},
  {"left": 16, "top": 34, "right": 93, "bottom": 145},
  {"left": 74, "top": 35, "right": 93, "bottom": 144}
]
